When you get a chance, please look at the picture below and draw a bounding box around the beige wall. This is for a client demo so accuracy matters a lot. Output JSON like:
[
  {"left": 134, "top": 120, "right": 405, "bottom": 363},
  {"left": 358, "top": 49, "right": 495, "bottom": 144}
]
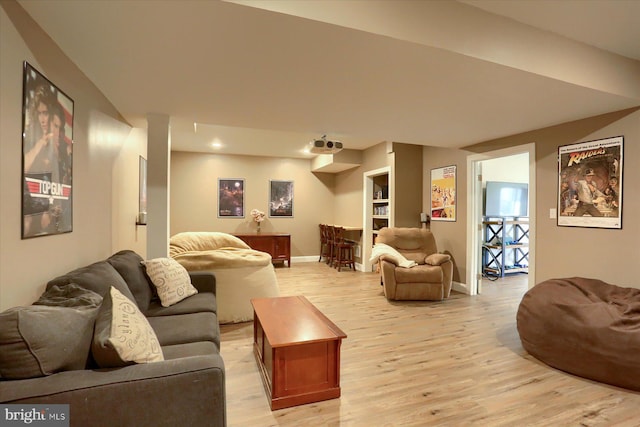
[
  {"left": 0, "top": 3, "right": 144, "bottom": 310},
  {"left": 112, "top": 128, "right": 148, "bottom": 257},
  {"left": 170, "top": 151, "right": 336, "bottom": 258},
  {"left": 333, "top": 141, "right": 391, "bottom": 228},
  {"left": 465, "top": 107, "right": 640, "bottom": 287},
  {"left": 393, "top": 143, "right": 423, "bottom": 228},
  {"left": 170, "top": 143, "right": 398, "bottom": 264}
]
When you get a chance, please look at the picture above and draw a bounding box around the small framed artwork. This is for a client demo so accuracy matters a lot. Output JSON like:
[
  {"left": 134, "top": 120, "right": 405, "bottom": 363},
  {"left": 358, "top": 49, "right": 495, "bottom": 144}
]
[
  {"left": 138, "top": 156, "right": 147, "bottom": 224},
  {"left": 218, "top": 178, "right": 244, "bottom": 217},
  {"left": 22, "top": 61, "right": 74, "bottom": 239},
  {"left": 269, "top": 180, "right": 293, "bottom": 217},
  {"left": 430, "top": 165, "right": 456, "bottom": 222},
  {"left": 558, "top": 136, "right": 623, "bottom": 229}
]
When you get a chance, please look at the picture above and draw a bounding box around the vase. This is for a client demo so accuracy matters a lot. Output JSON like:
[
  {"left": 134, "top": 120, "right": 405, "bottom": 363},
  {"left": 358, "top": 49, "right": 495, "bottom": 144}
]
[{"left": 257, "top": 222, "right": 261, "bottom": 232}]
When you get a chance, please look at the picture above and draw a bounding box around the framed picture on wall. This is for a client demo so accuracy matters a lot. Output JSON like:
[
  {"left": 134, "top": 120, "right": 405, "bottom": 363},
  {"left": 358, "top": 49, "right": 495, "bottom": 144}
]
[
  {"left": 269, "top": 180, "right": 293, "bottom": 217},
  {"left": 430, "top": 165, "right": 456, "bottom": 222},
  {"left": 138, "top": 156, "right": 147, "bottom": 224},
  {"left": 218, "top": 178, "right": 244, "bottom": 217},
  {"left": 557, "top": 136, "right": 623, "bottom": 229},
  {"left": 21, "top": 61, "right": 74, "bottom": 239}
]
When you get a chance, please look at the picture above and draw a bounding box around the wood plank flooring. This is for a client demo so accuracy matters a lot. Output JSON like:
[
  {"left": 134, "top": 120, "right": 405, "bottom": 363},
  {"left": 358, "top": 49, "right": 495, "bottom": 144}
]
[{"left": 220, "top": 263, "right": 640, "bottom": 426}]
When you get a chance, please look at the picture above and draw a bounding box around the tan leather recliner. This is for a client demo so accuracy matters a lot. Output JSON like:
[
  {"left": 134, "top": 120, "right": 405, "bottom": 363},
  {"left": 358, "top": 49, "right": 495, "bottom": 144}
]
[{"left": 375, "top": 227, "right": 453, "bottom": 301}]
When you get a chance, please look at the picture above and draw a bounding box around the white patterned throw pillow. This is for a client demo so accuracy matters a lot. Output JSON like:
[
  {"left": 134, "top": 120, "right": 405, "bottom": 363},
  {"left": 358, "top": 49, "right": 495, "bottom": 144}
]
[
  {"left": 92, "top": 286, "right": 163, "bottom": 367},
  {"left": 142, "top": 257, "right": 198, "bottom": 307}
]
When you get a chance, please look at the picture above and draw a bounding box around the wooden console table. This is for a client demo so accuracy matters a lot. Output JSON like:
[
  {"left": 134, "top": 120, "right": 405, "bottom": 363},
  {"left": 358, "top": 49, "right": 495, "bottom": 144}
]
[
  {"left": 234, "top": 232, "right": 290, "bottom": 267},
  {"left": 251, "top": 296, "right": 347, "bottom": 410}
]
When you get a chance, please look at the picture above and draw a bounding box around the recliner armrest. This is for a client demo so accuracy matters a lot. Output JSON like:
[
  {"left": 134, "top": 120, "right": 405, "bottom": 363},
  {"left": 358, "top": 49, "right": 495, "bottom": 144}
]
[
  {"left": 379, "top": 254, "right": 400, "bottom": 266},
  {"left": 425, "top": 253, "right": 451, "bottom": 266}
]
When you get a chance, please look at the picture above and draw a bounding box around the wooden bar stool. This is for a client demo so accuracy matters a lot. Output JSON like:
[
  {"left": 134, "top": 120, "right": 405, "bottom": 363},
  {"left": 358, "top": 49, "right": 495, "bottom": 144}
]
[
  {"left": 318, "top": 224, "right": 331, "bottom": 262},
  {"left": 333, "top": 227, "right": 355, "bottom": 272},
  {"left": 326, "top": 225, "right": 336, "bottom": 266}
]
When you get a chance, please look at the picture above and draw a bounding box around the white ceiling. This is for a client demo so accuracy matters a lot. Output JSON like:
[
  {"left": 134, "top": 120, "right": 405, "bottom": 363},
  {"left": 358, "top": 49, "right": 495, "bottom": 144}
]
[{"left": 17, "top": 0, "right": 640, "bottom": 159}]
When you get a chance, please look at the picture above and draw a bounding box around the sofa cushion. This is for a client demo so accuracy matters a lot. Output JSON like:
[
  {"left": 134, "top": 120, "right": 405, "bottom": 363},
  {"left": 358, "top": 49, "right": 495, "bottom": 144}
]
[
  {"left": 47, "top": 260, "right": 137, "bottom": 307},
  {"left": 162, "top": 341, "right": 220, "bottom": 360},
  {"left": 141, "top": 258, "right": 198, "bottom": 307},
  {"left": 148, "top": 312, "right": 220, "bottom": 350},
  {"left": 107, "top": 250, "right": 153, "bottom": 312},
  {"left": 145, "top": 292, "right": 217, "bottom": 317},
  {"left": 92, "top": 287, "right": 164, "bottom": 368},
  {"left": 0, "top": 305, "right": 96, "bottom": 379}
]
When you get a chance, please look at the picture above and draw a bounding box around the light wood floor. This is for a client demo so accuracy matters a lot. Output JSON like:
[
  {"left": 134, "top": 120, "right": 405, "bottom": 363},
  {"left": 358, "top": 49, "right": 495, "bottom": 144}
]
[{"left": 220, "top": 263, "right": 640, "bottom": 426}]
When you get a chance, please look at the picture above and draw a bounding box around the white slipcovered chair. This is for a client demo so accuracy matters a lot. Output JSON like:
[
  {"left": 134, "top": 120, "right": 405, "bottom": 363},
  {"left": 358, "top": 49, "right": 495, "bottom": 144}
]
[{"left": 169, "top": 231, "right": 280, "bottom": 323}]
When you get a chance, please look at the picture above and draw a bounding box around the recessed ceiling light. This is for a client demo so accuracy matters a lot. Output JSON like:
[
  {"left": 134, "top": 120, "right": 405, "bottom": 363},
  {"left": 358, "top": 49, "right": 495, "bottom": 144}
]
[{"left": 211, "top": 137, "right": 223, "bottom": 149}]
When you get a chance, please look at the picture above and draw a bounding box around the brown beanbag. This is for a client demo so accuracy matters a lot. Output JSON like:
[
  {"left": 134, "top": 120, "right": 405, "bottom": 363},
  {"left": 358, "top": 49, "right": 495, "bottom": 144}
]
[{"left": 517, "top": 277, "right": 640, "bottom": 391}]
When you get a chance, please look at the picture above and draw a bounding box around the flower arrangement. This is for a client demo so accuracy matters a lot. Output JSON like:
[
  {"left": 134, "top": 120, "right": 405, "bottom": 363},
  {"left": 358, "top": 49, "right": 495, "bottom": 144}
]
[{"left": 250, "top": 209, "right": 265, "bottom": 231}]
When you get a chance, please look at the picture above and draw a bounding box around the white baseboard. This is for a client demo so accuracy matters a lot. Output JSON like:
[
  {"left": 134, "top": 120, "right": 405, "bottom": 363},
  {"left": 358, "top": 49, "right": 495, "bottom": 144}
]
[
  {"left": 291, "top": 256, "right": 364, "bottom": 272},
  {"left": 292, "top": 256, "right": 319, "bottom": 263},
  {"left": 452, "top": 280, "right": 470, "bottom": 295}
]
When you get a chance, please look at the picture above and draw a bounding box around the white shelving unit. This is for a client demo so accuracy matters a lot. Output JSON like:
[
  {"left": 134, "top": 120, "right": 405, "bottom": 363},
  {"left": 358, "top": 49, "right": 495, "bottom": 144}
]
[
  {"left": 363, "top": 166, "right": 393, "bottom": 272},
  {"left": 482, "top": 217, "right": 529, "bottom": 277},
  {"left": 371, "top": 176, "right": 389, "bottom": 242}
]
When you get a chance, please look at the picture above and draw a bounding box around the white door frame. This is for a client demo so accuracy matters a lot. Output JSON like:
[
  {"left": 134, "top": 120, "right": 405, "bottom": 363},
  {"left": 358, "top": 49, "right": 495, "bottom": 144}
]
[{"left": 465, "top": 143, "right": 536, "bottom": 295}]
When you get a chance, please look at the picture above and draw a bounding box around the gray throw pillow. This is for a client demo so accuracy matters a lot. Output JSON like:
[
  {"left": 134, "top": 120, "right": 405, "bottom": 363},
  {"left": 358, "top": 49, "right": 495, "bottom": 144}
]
[
  {"left": 34, "top": 283, "right": 103, "bottom": 308},
  {"left": 0, "top": 305, "right": 96, "bottom": 379}
]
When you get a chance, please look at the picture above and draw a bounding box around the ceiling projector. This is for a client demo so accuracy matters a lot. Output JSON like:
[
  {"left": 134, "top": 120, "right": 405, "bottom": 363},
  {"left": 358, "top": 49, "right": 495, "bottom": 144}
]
[{"left": 309, "top": 136, "right": 343, "bottom": 154}]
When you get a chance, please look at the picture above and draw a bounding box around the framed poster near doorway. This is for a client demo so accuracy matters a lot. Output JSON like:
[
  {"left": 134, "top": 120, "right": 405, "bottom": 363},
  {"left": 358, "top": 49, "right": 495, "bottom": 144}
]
[
  {"left": 430, "top": 165, "right": 456, "bottom": 222},
  {"left": 557, "top": 136, "right": 623, "bottom": 229},
  {"left": 138, "top": 156, "right": 147, "bottom": 224}
]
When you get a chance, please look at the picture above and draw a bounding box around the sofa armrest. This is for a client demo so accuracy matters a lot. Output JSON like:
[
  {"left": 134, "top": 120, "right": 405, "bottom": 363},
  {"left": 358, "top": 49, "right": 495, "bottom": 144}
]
[
  {"left": 189, "top": 271, "right": 216, "bottom": 295},
  {"left": 425, "top": 253, "right": 451, "bottom": 266},
  {"left": 0, "top": 354, "right": 226, "bottom": 427}
]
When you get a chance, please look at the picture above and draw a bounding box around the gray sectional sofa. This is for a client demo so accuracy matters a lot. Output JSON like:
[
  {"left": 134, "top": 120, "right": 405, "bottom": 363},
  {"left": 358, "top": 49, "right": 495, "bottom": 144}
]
[{"left": 0, "top": 250, "right": 226, "bottom": 427}]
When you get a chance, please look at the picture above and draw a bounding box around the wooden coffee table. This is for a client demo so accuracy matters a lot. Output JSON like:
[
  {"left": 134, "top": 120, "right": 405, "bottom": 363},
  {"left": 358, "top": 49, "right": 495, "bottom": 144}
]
[{"left": 251, "top": 296, "right": 347, "bottom": 410}]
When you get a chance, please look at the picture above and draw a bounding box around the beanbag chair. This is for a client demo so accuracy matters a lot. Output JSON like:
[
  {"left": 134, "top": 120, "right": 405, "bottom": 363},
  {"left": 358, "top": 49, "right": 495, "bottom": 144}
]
[{"left": 517, "top": 277, "right": 640, "bottom": 391}]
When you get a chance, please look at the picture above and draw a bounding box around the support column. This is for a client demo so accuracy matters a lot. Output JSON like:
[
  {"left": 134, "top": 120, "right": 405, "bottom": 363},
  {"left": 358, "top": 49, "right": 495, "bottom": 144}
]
[{"left": 146, "top": 114, "right": 171, "bottom": 258}]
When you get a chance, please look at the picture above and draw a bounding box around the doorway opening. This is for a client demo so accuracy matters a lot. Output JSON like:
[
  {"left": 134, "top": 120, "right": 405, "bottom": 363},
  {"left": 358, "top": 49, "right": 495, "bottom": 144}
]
[{"left": 465, "top": 143, "right": 536, "bottom": 295}]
